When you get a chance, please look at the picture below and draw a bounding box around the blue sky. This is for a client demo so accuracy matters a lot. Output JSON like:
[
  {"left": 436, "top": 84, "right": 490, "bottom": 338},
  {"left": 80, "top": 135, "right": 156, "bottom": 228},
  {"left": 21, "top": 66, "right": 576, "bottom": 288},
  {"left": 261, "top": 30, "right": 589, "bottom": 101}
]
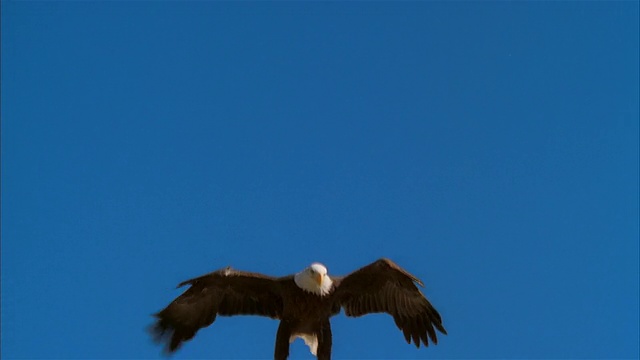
[{"left": 2, "top": 2, "right": 638, "bottom": 359}]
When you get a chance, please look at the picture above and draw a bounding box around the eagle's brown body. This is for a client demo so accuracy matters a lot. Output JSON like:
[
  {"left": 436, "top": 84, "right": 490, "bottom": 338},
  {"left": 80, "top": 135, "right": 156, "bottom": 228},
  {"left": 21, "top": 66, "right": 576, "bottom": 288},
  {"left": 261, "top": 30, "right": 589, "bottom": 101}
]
[
  {"left": 274, "top": 280, "right": 340, "bottom": 359},
  {"left": 150, "top": 259, "right": 446, "bottom": 360}
]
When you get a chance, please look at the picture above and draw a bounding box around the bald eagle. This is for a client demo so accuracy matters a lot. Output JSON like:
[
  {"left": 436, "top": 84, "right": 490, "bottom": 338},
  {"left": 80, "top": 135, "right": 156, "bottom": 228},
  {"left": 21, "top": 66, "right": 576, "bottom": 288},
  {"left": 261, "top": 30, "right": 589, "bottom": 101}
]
[{"left": 150, "top": 258, "right": 446, "bottom": 359}]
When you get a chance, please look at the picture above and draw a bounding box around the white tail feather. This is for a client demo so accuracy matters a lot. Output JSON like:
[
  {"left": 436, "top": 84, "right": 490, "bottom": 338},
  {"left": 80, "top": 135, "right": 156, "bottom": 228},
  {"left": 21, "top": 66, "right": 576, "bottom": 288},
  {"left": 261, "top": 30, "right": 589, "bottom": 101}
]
[{"left": 289, "top": 333, "right": 318, "bottom": 356}]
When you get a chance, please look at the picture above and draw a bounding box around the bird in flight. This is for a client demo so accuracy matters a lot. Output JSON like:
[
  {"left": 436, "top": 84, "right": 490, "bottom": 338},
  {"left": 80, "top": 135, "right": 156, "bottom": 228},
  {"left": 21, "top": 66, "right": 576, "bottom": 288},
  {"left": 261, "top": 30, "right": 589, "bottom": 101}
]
[{"left": 150, "top": 258, "right": 446, "bottom": 359}]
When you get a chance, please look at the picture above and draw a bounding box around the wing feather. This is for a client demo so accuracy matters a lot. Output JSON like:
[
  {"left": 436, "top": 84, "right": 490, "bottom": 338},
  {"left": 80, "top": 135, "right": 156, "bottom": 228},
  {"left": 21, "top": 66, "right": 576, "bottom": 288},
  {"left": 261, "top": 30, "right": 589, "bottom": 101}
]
[
  {"left": 149, "top": 267, "right": 284, "bottom": 353},
  {"left": 333, "top": 258, "right": 447, "bottom": 348}
]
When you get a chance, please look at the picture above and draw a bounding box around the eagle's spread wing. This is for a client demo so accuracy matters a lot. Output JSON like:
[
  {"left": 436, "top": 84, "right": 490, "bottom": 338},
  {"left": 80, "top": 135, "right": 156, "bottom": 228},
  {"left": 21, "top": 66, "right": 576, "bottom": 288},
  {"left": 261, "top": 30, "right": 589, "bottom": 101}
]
[
  {"left": 150, "top": 267, "right": 284, "bottom": 353},
  {"left": 333, "top": 258, "right": 447, "bottom": 348}
]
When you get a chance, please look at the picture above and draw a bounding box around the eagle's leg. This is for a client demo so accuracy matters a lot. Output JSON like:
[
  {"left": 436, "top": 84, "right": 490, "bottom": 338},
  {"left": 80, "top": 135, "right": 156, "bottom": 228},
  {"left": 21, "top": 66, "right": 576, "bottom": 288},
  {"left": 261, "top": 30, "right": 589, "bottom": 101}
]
[
  {"left": 316, "top": 321, "right": 332, "bottom": 360},
  {"left": 274, "top": 321, "right": 292, "bottom": 360}
]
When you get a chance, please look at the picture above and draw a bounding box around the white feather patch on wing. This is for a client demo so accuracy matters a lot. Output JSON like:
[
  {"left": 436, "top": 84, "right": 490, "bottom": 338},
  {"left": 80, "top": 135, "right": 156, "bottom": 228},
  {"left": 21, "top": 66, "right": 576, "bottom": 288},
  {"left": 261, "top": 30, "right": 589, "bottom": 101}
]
[{"left": 289, "top": 333, "right": 318, "bottom": 356}]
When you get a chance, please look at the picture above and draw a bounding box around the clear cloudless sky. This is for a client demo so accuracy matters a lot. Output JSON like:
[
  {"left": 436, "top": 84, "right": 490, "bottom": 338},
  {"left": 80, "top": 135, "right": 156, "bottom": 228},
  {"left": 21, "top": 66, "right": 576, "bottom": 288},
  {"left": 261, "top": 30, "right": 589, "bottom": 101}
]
[{"left": 2, "top": 2, "right": 638, "bottom": 359}]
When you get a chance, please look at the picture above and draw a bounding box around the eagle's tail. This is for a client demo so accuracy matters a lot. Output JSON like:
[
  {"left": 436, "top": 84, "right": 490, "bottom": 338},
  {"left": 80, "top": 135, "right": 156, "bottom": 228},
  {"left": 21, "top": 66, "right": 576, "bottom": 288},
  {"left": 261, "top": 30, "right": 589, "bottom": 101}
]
[{"left": 289, "top": 333, "right": 318, "bottom": 356}]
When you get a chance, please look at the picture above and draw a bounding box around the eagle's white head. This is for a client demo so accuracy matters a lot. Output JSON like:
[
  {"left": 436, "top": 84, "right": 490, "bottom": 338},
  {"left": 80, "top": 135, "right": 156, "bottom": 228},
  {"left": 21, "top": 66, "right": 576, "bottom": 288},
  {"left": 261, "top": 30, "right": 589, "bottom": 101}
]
[{"left": 294, "top": 262, "right": 333, "bottom": 296}]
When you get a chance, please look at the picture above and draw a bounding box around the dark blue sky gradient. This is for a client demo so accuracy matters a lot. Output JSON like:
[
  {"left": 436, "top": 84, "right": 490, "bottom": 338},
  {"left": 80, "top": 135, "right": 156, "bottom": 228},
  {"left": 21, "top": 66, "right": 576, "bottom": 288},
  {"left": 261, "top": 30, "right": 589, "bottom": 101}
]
[{"left": 2, "top": 2, "right": 638, "bottom": 359}]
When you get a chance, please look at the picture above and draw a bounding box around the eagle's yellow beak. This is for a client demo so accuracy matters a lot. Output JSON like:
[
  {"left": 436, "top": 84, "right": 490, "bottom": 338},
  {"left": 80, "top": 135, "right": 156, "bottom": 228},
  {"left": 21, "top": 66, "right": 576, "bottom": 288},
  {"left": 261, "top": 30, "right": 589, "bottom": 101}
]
[{"left": 315, "top": 273, "right": 323, "bottom": 286}]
